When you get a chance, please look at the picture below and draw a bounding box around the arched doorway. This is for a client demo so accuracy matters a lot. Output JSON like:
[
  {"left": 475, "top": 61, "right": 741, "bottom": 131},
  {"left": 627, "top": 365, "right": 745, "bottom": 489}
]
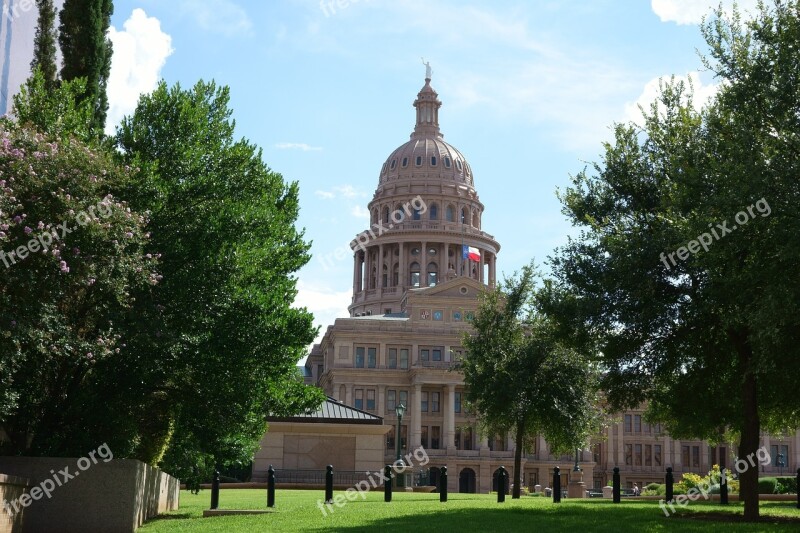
[
  {"left": 459, "top": 467, "right": 477, "bottom": 493},
  {"left": 492, "top": 467, "right": 506, "bottom": 493},
  {"left": 429, "top": 467, "right": 440, "bottom": 492}
]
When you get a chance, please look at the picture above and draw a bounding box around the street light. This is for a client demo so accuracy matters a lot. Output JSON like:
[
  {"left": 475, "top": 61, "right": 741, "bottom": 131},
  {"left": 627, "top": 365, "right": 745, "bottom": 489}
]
[
  {"left": 395, "top": 403, "right": 406, "bottom": 488},
  {"left": 573, "top": 448, "right": 582, "bottom": 472}
]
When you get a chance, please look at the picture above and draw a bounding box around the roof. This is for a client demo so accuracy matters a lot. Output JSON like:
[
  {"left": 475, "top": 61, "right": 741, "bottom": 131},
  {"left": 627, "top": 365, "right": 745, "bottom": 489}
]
[{"left": 267, "top": 397, "right": 384, "bottom": 425}]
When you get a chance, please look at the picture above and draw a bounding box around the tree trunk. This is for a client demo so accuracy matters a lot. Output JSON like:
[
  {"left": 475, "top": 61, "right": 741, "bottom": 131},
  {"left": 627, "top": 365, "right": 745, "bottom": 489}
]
[
  {"left": 732, "top": 329, "right": 760, "bottom": 521},
  {"left": 513, "top": 420, "right": 524, "bottom": 499}
]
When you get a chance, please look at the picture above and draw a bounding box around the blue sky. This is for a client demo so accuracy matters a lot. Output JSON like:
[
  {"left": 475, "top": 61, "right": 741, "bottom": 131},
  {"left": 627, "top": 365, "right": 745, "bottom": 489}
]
[{"left": 106, "top": 0, "right": 758, "bottom": 343}]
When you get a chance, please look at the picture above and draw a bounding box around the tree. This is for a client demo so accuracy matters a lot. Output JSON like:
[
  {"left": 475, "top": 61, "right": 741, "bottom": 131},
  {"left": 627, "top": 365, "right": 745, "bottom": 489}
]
[
  {"left": 461, "top": 265, "right": 602, "bottom": 499},
  {"left": 58, "top": 0, "right": 113, "bottom": 132},
  {"left": 31, "top": 0, "right": 59, "bottom": 93},
  {"left": 541, "top": 2, "right": 800, "bottom": 520},
  {"left": 0, "top": 117, "right": 158, "bottom": 454},
  {"left": 113, "top": 80, "right": 323, "bottom": 488}
]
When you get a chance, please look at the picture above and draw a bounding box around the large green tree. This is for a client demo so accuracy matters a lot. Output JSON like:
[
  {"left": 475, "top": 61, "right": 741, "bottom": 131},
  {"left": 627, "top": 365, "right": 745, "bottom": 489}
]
[
  {"left": 461, "top": 265, "right": 602, "bottom": 499},
  {"left": 58, "top": 0, "right": 113, "bottom": 132},
  {"left": 541, "top": 1, "right": 800, "bottom": 520},
  {"left": 31, "top": 0, "right": 59, "bottom": 93},
  {"left": 112, "top": 80, "right": 323, "bottom": 487}
]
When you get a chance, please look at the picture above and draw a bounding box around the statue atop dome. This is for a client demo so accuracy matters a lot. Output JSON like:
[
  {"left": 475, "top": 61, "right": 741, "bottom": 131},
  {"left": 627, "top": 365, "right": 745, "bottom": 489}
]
[{"left": 421, "top": 57, "right": 432, "bottom": 80}]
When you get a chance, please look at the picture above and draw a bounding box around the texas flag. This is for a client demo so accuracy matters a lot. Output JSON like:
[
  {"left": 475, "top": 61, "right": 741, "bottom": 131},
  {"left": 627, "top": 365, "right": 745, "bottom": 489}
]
[{"left": 462, "top": 245, "right": 481, "bottom": 261}]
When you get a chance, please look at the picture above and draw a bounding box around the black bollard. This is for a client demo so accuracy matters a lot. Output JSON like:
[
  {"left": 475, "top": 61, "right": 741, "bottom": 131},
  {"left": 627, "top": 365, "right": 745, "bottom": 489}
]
[
  {"left": 267, "top": 465, "right": 275, "bottom": 508},
  {"left": 325, "top": 465, "right": 333, "bottom": 504},
  {"left": 384, "top": 465, "right": 392, "bottom": 502},
  {"left": 440, "top": 466, "right": 448, "bottom": 502},
  {"left": 665, "top": 467, "right": 674, "bottom": 503},
  {"left": 720, "top": 467, "right": 728, "bottom": 505},
  {"left": 612, "top": 467, "right": 620, "bottom": 503},
  {"left": 498, "top": 466, "right": 506, "bottom": 503},
  {"left": 210, "top": 470, "right": 220, "bottom": 509},
  {"left": 796, "top": 468, "right": 799, "bottom": 509},
  {"left": 553, "top": 466, "right": 561, "bottom": 503}
]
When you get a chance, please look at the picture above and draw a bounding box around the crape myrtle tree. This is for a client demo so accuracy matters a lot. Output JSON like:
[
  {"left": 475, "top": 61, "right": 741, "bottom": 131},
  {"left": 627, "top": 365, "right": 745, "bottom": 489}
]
[
  {"left": 539, "top": 1, "right": 800, "bottom": 520},
  {"left": 460, "top": 264, "right": 602, "bottom": 499},
  {"left": 0, "top": 112, "right": 157, "bottom": 455},
  {"left": 113, "top": 80, "right": 324, "bottom": 488}
]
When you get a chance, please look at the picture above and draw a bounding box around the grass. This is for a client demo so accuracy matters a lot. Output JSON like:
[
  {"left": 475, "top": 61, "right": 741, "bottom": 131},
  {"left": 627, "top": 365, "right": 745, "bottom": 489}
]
[{"left": 140, "top": 489, "right": 800, "bottom": 532}]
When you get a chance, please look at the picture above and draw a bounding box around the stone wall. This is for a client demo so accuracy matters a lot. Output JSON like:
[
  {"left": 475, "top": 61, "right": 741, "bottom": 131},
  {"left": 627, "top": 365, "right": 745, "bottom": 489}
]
[
  {"left": 0, "top": 458, "right": 179, "bottom": 533},
  {"left": 1, "top": 474, "right": 31, "bottom": 533}
]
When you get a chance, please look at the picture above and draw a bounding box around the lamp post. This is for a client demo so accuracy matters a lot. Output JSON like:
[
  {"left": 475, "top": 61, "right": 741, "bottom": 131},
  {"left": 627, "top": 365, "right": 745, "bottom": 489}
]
[
  {"left": 573, "top": 448, "right": 582, "bottom": 472},
  {"left": 395, "top": 403, "right": 406, "bottom": 487}
]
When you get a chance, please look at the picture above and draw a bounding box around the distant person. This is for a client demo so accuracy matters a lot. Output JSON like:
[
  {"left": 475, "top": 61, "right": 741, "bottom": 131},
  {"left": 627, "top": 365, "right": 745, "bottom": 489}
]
[{"left": 632, "top": 483, "right": 640, "bottom": 496}]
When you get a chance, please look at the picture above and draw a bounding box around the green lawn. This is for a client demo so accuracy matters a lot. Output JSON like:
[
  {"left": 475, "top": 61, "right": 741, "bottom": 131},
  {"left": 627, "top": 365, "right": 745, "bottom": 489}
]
[{"left": 141, "top": 489, "right": 800, "bottom": 532}]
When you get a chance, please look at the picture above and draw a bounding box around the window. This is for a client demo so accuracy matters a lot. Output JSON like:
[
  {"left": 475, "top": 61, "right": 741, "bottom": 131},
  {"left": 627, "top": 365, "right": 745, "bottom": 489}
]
[
  {"left": 653, "top": 423, "right": 662, "bottom": 434},
  {"left": 413, "top": 208, "right": 421, "bottom": 221},
  {"left": 431, "top": 392, "right": 440, "bottom": 412},
  {"left": 771, "top": 445, "right": 789, "bottom": 467},
  {"left": 366, "top": 389, "right": 375, "bottom": 411},
  {"left": 463, "top": 427, "right": 473, "bottom": 450},
  {"left": 400, "top": 425, "right": 407, "bottom": 450},
  {"left": 625, "top": 444, "right": 633, "bottom": 465},
  {"left": 432, "top": 348, "right": 442, "bottom": 361},
  {"left": 446, "top": 206, "right": 454, "bottom": 222},
  {"left": 655, "top": 445, "right": 662, "bottom": 467},
  {"left": 367, "top": 347, "right": 376, "bottom": 368},
  {"left": 455, "top": 428, "right": 461, "bottom": 450},
  {"left": 386, "top": 426, "right": 395, "bottom": 450},
  {"left": 427, "top": 262, "right": 437, "bottom": 286},
  {"left": 624, "top": 414, "right": 632, "bottom": 433},
  {"left": 399, "top": 390, "right": 408, "bottom": 408},
  {"left": 355, "top": 347, "right": 365, "bottom": 368},
  {"left": 390, "top": 159, "right": 397, "bottom": 170},
  {"left": 354, "top": 389, "right": 363, "bottom": 410},
  {"left": 461, "top": 208, "right": 467, "bottom": 224},
  {"left": 400, "top": 349, "right": 409, "bottom": 369},
  {"left": 401, "top": 157, "right": 408, "bottom": 167},
  {"left": 456, "top": 160, "right": 463, "bottom": 171},
  {"left": 634, "top": 444, "right": 642, "bottom": 466},
  {"left": 430, "top": 204, "right": 438, "bottom": 220},
  {"left": 643, "top": 422, "right": 651, "bottom": 434},
  {"left": 421, "top": 426, "right": 429, "bottom": 448},
  {"left": 387, "top": 390, "right": 396, "bottom": 412},
  {"left": 420, "top": 349, "right": 429, "bottom": 362},
  {"left": 421, "top": 392, "right": 429, "bottom": 412},
  {"left": 444, "top": 156, "right": 451, "bottom": 168},
  {"left": 634, "top": 415, "right": 642, "bottom": 433},
  {"left": 454, "top": 392, "right": 462, "bottom": 413},
  {"left": 682, "top": 446, "right": 690, "bottom": 467},
  {"left": 692, "top": 446, "right": 700, "bottom": 468},
  {"left": 645, "top": 444, "right": 652, "bottom": 466},
  {"left": 415, "top": 155, "right": 422, "bottom": 166},
  {"left": 410, "top": 262, "right": 420, "bottom": 287},
  {"left": 383, "top": 207, "right": 390, "bottom": 223},
  {"left": 388, "top": 348, "right": 397, "bottom": 369},
  {"left": 431, "top": 156, "right": 437, "bottom": 166},
  {"left": 431, "top": 426, "right": 440, "bottom": 449}
]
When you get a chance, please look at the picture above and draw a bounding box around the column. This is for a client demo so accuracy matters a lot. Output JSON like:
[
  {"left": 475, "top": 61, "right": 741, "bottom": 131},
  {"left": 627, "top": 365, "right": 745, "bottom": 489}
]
[
  {"left": 366, "top": 246, "right": 373, "bottom": 289},
  {"left": 606, "top": 425, "right": 615, "bottom": 466},
  {"left": 356, "top": 252, "right": 363, "bottom": 293},
  {"left": 346, "top": 384, "right": 353, "bottom": 406},
  {"left": 421, "top": 241, "right": 427, "bottom": 287},
  {"left": 398, "top": 242, "right": 405, "bottom": 289},
  {"left": 617, "top": 422, "right": 625, "bottom": 466},
  {"left": 479, "top": 251, "right": 484, "bottom": 284},
  {"left": 411, "top": 383, "right": 422, "bottom": 449},
  {"left": 353, "top": 252, "right": 359, "bottom": 293},
  {"left": 445, "top": 384, "right": 455, "bottom": 452},
  {"left": 378, "top": 243, "right": 384, "bottom": 293},
  {"left": 457, "top": 241, "right": 463, "bottom": 276},
  {"left": 378, "top": 384, "right": 386, "bottom": 416}
]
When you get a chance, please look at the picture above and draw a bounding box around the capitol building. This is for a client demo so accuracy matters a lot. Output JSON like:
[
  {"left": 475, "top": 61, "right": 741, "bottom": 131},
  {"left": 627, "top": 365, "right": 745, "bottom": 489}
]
[{"left": 255, "top": 72, "right": 798, "bottom": 494}]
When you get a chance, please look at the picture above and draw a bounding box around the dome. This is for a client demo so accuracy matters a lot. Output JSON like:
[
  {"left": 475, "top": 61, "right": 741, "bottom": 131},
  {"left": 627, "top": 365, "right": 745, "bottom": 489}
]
[{"left": 377, "top": 78, "right": 475, "bottom": 188}]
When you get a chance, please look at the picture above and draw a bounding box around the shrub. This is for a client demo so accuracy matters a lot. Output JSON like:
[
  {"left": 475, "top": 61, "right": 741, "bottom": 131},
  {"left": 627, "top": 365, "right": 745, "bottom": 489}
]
[
  {"left": 775, "top": 477, "right": 797, "bottom": 494},
  {"left": 645, "top": 482, "right": 661, "bottom": 492},
  {"left": 758, "top": 477, "right": 778, "bottom": 494}
]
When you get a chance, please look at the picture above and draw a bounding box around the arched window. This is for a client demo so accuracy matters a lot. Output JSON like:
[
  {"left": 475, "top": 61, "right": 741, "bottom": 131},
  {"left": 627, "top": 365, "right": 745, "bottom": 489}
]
[
  {"left": 413, "top": 208, "right": 421, "bottom": 221},
  {"left": 427, "top": 262, "right": 438, "bottom": 287},
  {"left": 461, "top": 207, "right": 468, "bottom": 224},
  {"left": 410, "top": 262, "right": 421, "bottom": 287},
  {"left": 372, "top": 209, "right": 378, "bottom": 224},
  {"left": 382, "top": 264, "right": 388, "bottom": 288},
  {"left": 446, "top": 205, "right": 455, "bottom": 222},
  {"left": 430, "top": 203, "right": 438, "bottom": 220},
  {"left": 393, "top": 263, "right": 399, "bottom": 286},
  {"left": 383, "top": 206, "right": 390, "bottom": 224}
]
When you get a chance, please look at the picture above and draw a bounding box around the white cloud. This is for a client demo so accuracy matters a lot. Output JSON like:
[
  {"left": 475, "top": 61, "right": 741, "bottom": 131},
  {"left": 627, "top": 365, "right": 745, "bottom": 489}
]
[
  {"left": 624, "top": 72, "right": 719, "bottom": 126},
  {"left": 275, "top": 142, "right": 323, "bottom": 151},
  {"left": 106, "top": 9, "right": 173, "bottom": 135},
  {"left": 350, "top": 205, "right": 370, "bottom": 219},
  {"left": 651, "top": 0, "right": 759, "bottom": 25},
  {"left": 180, "top": 0, "right": 252, "bottom": 36},
  {"left": 314, "top": 185, "right": 368, "bottom": 200},
  {"left": 314, "top": 190, "right": 336, "bottom": 199},
  {"left": 294, "top": 280, "right": 351, "bottom": 345}
]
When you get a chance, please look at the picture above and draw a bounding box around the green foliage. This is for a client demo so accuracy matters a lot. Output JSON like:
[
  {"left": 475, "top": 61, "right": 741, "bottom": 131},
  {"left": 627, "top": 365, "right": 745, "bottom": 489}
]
[
  {"left": 58, "top": 0, "right": 113, "bottom": 132},
  {"left": 461, "top": 263, "right": 603, "bottom": 498},
  {"left": 775, "top": 477, "right": 797, "bottom": 494},
  {"left": 541, "top": 0, "right": 800, "bottom": 520},
  {"left": 0, "top": 119, "right": 158, "bottom": 452},
  {"left": 31, "top": 0, "right": 58, "bottom": 93},
  {"left": 111, "top": 80, "right": 323, "bottom": 488},
  {"left": 759, "top": 477, "right": 779, "bottom": 495}
]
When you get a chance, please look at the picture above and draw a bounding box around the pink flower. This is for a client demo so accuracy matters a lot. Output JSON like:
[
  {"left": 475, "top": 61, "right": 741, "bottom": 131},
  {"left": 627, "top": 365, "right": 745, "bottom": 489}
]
[
  {"left": 24, "top": 226, "right": 32, "bottom": 234},
  {"left": 59, "top": 261, "right": 69, "bottom": 273}
]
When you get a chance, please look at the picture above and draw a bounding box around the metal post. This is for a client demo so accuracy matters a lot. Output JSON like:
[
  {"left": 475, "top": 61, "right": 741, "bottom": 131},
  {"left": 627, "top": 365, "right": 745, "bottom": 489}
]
[
  {"left": 440, "top": 466, "right": 448, "bottom": 502},
  {"left": 498, "top": 466, "right": 506, "bottom": 503},
  {"left": 665, "top": 467, "right": 674, "bottom": 503},
  {"left": 210, "top": 470, "right": 220, "bottom": 509},
  {"left": 267, "top": 465, "right": 275, "bottom": 508},
  {"left": 720, "top": 467, "right": 728, "bottom": 505},
  {"left": 612, "top": 467, "right": 620, "bottom": 503},
  {"left": 325, "top": 465, "right": 333, "bottom": 503},
  {"left": 553, "top": 466, "right": 561, "bottom": 503},
  {"left": 384, "top": 465, "right": 392, "bottom": 502},
  {"left": 796, "top": 468, "right": 799, "bottom": 509}
]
